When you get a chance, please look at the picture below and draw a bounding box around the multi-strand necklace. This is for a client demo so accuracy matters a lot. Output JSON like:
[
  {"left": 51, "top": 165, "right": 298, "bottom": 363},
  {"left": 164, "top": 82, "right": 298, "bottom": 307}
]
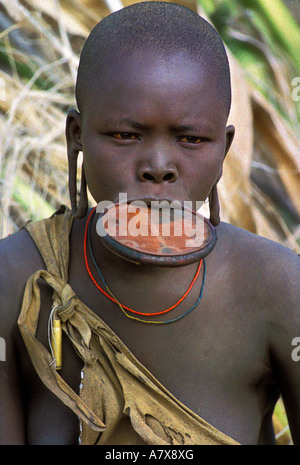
[{"left": 84, "top": 207, "right": 206, "bottom": 324}]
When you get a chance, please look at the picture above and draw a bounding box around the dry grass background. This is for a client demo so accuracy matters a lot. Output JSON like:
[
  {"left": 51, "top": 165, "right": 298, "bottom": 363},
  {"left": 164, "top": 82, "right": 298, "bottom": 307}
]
[{"left": 0, "top": 0, "right": 299, "bottom": 444}]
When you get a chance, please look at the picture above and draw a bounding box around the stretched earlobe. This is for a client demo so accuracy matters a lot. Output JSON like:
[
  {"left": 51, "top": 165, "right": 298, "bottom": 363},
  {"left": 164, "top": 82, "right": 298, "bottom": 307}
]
[
  {"left": 209, "top": 184, "right": 220, "bottom": 226},
  {"left": 68, "top": 148, "right": 88, "bottom": 219},
  {"left": 66, "top": 110, "right": 88, "bottom": 219},
  {"left": 207, "top": 126, "right": 234, "bottom": 226}
]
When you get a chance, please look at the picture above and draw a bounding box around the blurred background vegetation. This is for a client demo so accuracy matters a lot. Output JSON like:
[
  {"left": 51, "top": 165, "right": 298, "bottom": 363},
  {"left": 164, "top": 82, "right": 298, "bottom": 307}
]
[{"left": 0, "top": 0, "right": 299, "bottom": 444}]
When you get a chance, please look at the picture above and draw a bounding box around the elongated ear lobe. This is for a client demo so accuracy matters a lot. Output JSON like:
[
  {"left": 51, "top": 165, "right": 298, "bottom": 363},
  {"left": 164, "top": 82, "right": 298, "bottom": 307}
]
[
  {"left": 208, "top": 125, "right": 235, "bottom": 226},
  {"left": 209, "top": 184, "right": 220, "bottom": 227},
  {"left": 69, "top": 152, "right": 88, "bottom": 219},
  {"left": 66, "top": 110, "right": 88, "bottom": 219}
]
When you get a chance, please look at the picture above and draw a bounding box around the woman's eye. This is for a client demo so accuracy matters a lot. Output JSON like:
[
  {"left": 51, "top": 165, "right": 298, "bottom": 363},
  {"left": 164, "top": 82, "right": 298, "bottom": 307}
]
[
  {"left": 113, "top": 133, "right": 138, "bottom": 140},
  {"left": 180, "top": 136, "right": 203, "bottom": 144}
]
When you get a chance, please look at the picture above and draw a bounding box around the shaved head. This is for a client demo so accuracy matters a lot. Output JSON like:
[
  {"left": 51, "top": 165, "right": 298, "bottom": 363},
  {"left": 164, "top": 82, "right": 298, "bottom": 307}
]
[{"left": 75, "top": 1, "right": 231, "bottom": 116}]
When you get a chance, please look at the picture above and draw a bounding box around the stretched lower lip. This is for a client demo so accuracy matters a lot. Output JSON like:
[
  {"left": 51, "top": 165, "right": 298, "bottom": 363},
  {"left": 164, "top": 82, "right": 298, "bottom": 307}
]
[{"left": 124, "top": 197, "right": 183, "bottom": 208}]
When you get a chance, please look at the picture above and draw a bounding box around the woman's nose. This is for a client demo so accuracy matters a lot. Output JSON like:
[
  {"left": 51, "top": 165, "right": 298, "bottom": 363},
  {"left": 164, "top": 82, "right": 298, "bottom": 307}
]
[
  {"left": 138, "top": 166, "right": 178, "bottom": 183},
  {"left": 137, "top": 152, "right": 178, "bottom": 183}
]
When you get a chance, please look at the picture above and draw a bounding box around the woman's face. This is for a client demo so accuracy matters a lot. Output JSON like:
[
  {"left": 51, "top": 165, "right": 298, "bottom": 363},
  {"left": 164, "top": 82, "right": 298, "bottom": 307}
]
[{"left": 68, "top": 51, "right": 234, "bottom": 211}]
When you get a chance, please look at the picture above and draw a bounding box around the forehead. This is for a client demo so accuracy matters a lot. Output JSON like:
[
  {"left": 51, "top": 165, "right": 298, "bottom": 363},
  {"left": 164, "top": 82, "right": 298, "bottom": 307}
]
[{"left": 82, "top": 51, "right": 227, "bottom": 127}]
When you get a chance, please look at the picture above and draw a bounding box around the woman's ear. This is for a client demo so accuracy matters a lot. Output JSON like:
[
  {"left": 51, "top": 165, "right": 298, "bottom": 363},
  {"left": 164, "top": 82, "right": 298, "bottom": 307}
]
[
  {"left": 65, "top": 109, "right": 88, "bottom": 219},
  {"left": 224, "top": 124, "right": 235, "bottom": 158},
  {"left": 66, "top": 109, "right": 83, "bottom": 152},
  {"left": 208, "top": 125, "right": 235, "bottom": 227}
]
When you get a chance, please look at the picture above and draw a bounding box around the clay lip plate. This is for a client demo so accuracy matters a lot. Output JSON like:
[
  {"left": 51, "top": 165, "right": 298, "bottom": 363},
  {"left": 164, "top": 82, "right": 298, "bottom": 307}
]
[{"left": 97, "top": 202, "right": 216, "bottom": 265}]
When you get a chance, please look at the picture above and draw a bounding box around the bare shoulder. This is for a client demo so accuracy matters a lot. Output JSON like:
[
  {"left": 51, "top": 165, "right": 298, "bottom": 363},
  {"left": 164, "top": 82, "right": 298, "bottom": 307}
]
[
  {"left": 214, "top": 221, "right": 299, "bottom": 329},
  {"left": 217, "top": 220, "right": 299, "bottom": 352},
  {"left": 218, "top": 221, "right": 299, "bottom": 288},
  {"left": 0, "top": 228, "right": 45, "bottom": 334}
]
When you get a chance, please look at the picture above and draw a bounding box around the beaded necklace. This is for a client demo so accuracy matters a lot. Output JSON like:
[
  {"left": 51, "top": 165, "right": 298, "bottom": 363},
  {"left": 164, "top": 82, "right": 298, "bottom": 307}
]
[{"left": 84, "top": 207, "right": 206, "bottom": 324}]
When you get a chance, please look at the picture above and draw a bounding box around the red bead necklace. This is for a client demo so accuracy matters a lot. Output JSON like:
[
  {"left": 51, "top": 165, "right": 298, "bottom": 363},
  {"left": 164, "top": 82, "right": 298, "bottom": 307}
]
[{"left": 84, "top": 206, "right": 203, "bottom": 319}]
